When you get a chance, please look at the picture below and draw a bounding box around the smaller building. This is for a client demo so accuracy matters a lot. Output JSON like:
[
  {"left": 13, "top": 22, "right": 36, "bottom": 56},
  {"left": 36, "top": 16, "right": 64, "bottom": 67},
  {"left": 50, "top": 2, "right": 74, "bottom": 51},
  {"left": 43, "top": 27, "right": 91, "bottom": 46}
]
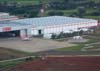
[
  {"left": 0, "top": 12, "right": 18, "bottom": 21},
  {"left": 0, "top": 13, "right": 30, "bottom": 39},
  {"left": 0, "top": 21, "right": 31, "bottom": 38}
]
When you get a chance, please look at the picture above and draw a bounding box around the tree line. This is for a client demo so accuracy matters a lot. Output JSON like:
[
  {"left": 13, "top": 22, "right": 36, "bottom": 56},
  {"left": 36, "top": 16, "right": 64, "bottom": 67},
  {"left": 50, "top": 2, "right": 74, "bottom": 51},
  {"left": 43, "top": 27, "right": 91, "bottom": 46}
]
[{"left": 0, "top": 0, "right": 100, "bottom": 18}]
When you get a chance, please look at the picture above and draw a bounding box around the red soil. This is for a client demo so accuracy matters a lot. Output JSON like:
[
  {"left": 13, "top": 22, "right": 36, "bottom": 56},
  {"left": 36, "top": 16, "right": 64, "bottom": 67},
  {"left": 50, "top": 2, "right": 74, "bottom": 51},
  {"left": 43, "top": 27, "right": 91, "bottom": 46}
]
[{"left": 5, "top": 56, "right": 100, "bottom": 71}]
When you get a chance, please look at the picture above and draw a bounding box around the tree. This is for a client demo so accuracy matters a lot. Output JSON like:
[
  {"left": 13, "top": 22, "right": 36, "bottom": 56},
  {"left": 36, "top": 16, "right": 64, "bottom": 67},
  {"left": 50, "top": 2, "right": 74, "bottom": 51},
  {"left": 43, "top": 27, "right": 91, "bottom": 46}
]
[
  {"left": 88, "top": 1, "right": 95, "bottom": 8},
  {"left": 78, "top": 7, "right": 86, "bottom": 17},
  {"left": 64, "top": 0, "right": 69, "bottom": 3},
  {"left": 90, "top": 12, "right": 100, "bottom": 16},
  {"left": 28, "top": 11, "right": 39, "bottom": 18},
  {"left": 48, "top": 11, "right": 64, "bottom": 16}
]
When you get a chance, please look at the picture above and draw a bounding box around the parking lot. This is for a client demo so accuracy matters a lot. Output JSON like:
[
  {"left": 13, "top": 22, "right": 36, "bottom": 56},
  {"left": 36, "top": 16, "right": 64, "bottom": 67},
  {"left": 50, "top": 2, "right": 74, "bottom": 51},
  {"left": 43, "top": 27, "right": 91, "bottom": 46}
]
[{"left": 0, "top": 38, "right": 74, "bottom": 52}]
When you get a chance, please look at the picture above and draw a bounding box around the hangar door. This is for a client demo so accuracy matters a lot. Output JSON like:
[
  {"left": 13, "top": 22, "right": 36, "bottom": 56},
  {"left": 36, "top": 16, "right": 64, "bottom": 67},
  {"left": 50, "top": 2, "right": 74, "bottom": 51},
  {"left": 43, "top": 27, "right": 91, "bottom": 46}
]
[{"left": 0, "top": 30, "right": 20, "bottom": 38}]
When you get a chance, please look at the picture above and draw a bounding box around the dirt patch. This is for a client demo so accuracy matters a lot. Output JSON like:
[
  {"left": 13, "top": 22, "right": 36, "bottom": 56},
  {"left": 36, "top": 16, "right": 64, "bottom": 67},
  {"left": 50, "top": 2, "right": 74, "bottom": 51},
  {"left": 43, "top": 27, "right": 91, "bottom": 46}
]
[{"left": 4, "top": 56, "right": 100, "bottom": 71}]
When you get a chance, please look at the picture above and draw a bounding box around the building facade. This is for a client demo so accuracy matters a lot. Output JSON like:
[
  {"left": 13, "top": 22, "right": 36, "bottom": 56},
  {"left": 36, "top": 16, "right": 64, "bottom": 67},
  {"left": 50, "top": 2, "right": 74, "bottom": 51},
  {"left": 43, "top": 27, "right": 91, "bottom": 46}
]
[
  {"left": 13, "top": 16, "right": 98, "bottom": 38},
  {"left": 0, "top": 16, "right": 98, "bottom": 39}
]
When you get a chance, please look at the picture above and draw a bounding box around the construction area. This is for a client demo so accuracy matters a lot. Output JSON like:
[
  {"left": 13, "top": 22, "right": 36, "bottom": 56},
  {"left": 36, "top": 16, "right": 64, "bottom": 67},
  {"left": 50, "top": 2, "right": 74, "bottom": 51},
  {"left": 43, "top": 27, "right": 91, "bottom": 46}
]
[{"left": 2, "top": 56, "right": 100, "bottom": 71}]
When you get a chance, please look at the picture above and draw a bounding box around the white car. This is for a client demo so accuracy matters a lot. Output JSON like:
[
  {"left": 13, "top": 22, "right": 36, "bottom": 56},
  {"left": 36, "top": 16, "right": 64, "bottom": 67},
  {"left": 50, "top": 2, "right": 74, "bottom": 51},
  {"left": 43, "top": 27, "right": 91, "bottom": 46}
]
[
  {"left": 22, "top": 37, "right": 30, "bottom": 41},
  {"left": 73, "top": 36, "right": 83, "bottom": 40}
]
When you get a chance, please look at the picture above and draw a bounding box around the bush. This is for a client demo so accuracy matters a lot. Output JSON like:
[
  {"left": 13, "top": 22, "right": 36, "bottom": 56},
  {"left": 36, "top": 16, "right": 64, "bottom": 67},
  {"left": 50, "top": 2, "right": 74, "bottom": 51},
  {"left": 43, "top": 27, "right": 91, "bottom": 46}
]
[
  {"left": 25, "top": 57, "right": 33, "bottom": 61},
  {"left": 51, "top": 34, "right": 57, "bottom": 39}
]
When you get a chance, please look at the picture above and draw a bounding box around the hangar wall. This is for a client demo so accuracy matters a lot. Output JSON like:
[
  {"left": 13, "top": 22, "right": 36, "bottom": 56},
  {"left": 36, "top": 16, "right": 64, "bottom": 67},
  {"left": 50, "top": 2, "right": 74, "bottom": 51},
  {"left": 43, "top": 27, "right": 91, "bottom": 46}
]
[
  {"left": 30, "top": 21, "right": 98, "bottom": 38},
  {"left": 4, "top": 16, "right": 98, "bottom": 39}
]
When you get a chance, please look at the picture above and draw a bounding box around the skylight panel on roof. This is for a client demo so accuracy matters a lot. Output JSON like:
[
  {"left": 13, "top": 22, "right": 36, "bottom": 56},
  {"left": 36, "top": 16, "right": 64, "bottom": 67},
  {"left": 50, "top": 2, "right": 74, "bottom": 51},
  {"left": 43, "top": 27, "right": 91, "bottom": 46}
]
[{"left": 12, "top": 16, "right": 97, "bottom": 27}]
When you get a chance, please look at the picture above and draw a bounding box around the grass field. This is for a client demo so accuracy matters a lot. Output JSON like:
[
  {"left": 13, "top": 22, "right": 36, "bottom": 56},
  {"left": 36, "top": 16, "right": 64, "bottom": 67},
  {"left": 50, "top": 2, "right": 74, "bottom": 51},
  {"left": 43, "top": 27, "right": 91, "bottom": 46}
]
[
  {"left": 0, "top": 47, "right": 33, "bottom": 61},
  {"left": 0, "top": 47, "right": 38, "bottom": 71},
  {"left": 0, "top": 0, "right": 42, "bottom": 5},
  {"left": 0, "top": 0, "right": 99, "bottom": 5},
  {"left": 0, "top": 47, "right": 36, "bottom": 70},
  {"left": 57, "top": 44, "right": 84, "bottom": 51},
  {"left": 44, "top": 9, "right": 78, "bottom": 16},
  {"left": 0, "top": 59, "right": 26, "bottom": 70},
  {"left": 0, "top": 56, "right": 37, "bottom": 70},
  {"left": 56, "top": 36, "right": 100, "bottom": 51}
]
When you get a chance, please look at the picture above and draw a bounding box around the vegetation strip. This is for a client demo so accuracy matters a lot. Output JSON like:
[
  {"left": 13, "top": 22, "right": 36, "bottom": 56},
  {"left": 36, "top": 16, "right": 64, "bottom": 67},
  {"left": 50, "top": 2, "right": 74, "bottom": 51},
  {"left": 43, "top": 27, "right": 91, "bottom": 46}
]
[
  {"left": 0, "top": 56, "right": 38, "bottom": 70},
  {"left": 0, "top": 56, "right": 35, "bottom": 62},
  {"left": 45, "top": 55, "right": 100, "bottom": 57}
]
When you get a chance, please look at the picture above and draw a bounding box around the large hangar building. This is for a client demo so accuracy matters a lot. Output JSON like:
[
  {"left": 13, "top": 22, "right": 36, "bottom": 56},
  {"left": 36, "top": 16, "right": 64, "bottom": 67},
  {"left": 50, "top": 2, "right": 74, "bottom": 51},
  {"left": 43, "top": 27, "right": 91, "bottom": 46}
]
[
  {"left": 0, "top": 13, "right": 31, "bottom": 38},
  {"left": 13, "top": 16, "right": 98, "bottom": 38},
  {"left": 0, "top": 21, "right": 30, "bottom": 38},
  {"left": 0, "top": 15, "right": 98, "bottom": 39}
]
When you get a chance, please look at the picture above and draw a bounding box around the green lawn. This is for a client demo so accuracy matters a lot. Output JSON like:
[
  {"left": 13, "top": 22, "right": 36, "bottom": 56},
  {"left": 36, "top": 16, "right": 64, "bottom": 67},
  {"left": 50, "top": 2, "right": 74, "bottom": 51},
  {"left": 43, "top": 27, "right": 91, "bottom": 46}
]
[
  {"left": 84, "top": 16, "right": 100, "bottom": 19},
  {"left": 57, "top": 44, "right": 85, "bottom": 51},
  {"left": 0, "top": 56, "right": 37, "bottom": 70},
  {"left": 87, "top": 45, "right": 100, "bottom": 50},
  {"left": 0, "top": 59, "right": 25, "bottom": 70},
  {"left": 92, "top": 0, "right": 100, "bottom": 3},
  {"left": 0, "top": 0, "right": 41, "bottom": 5},
  {"left": 0, "top": 47, "right": 33, "bottom": 56},
  {"left": 56, "top": 36, "right": 100, "bottom": 51},
  {"left": 44, "top": 9, "right": 78, "bottom": 16},
  {"left": 45, "top": 9, "right": 100, "bottom": 19},
  {"left": 62, "top": 10, "right": 77, "bottom": 16},
  {"left": 85, "top": 36, "right": 100, "bottom": 43}
]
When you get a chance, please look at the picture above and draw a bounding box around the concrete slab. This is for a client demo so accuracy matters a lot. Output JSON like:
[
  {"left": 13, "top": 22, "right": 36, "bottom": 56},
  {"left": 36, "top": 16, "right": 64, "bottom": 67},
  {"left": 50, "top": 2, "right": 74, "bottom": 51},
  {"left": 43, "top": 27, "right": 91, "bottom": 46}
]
[{"left": 0, "top": 38, "right": 74, "bottom": 52}]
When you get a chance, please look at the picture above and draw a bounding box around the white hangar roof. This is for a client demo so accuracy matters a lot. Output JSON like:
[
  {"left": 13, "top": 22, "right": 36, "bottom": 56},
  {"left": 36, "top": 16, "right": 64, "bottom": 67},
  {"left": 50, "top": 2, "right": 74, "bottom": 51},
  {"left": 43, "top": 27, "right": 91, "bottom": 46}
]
[
  {"left": 0, "top": 21, "right": 28, "bottom": 28},
  {"left": 0, "top": 21, "right": 28, "bottom": 32},
  {"left": 0, "top": 21, "right": 30, "bottom": 32},
  {"left": 13, "top": 16, "right": 97, "bottom": 27}
]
